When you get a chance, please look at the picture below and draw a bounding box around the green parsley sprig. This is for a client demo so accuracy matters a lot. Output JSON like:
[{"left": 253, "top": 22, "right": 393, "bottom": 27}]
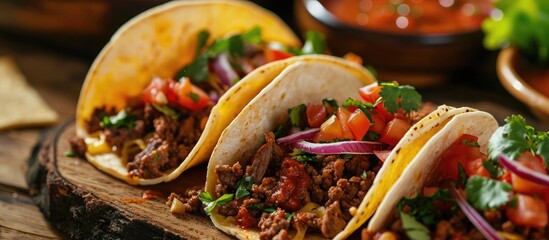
[
  {"left": 100, "top": 110, "right": 136, "bottom": 129},
  {"left": 379, "top": 82, "right": 422, "bottom": 114},
  {"left": 198, "top": 192, "right": 234, "bottom": 215}
]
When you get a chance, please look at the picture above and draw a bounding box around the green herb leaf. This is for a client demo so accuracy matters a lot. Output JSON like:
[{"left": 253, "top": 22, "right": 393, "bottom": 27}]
[
  {"left": 177, "top": 53, "right": 209, "bottom": 83},
  {"left": 64, "top": 151, "right": 77, "bottom": 157},
  {"left": 400, "top": 211, "right": 432, "bottom": 240},
  {"left": 198, "top": 192, "right": 234, "bottom": 214},
  {"left": 342, "top": 97, "right": 373, "bottom": 121},
  {"left": 291, "top": 149, "right": 318, "bottom": 163},
  {"left": 397, "top": 189, "right": 453, "bottom": 226},
  {"left": 361, "top": 170, "right": 367, "bottom": 178},
  {"left": 285, "top": 212, "right": 294, "bottom": 222},
  {"left": 100, "top": 110, "right": 136, "bottom": 129},
  {"left": 241, "top": 27, "right": 262, "bottom": 44},
  {"left": 457, "top": 163, "right": 468, "bottom": 187},
  {"left": 322, "top": 98, "right": 339, "bottom": 114},
  {"left": 288, "top": 104, "right": 306, "bottom": 128},
  {"left": 482, "top": 0, "right": 549, "bottom": 64},
  {"left": 263, "top": 207, "right": 276, "bottom": 214},
  {"left": 235, "top": 176, "right": 254, "bottom": 199},
  {"left": 379, "top": 82, "right": 422, "bottom": 114},
  {"left": 152, "top": 104, "right": 181, "bottom": 120},
  {"left": 195, "top": 30, "right": 210, "bottom": 56},
  {"left": 465, "top": 176, "right": 512, "bottom": 211},
  {"left": 482, "top": 159, "right": 502, "bottom": 178},
  {"left": 488, "top": 115, "right": 549, "bottom": 167},
  {"left": 187, "top": 92, "right": 200, "bottom": 103},
  {"left": 301, "top": 31, "right": 327, "bottom": 54},
  {"left": 462, "top": 138, "right": 480, "bottom": 148},
  {"left": 274, "top": 121, "right": 291, "bottom": 139}
]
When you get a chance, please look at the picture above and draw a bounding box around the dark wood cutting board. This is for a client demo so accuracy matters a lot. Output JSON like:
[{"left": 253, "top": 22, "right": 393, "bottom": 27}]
[{"left": 27, "top": 120, "right": 230, "bottom": 240}]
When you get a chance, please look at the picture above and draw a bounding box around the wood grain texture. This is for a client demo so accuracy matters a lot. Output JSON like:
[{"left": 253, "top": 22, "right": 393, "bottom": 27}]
[{"left": 28, "top": 121, "right": 230, "bottom": 239}]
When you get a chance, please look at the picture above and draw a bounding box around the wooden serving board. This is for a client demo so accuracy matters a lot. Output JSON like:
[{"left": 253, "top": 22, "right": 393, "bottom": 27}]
[{"left": 27, "top": 120, "right": 230, "bottom": 239}]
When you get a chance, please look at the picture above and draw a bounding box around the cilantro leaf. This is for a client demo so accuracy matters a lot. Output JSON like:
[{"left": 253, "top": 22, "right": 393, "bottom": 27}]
[
  {"left": 198, "top": 192, "right": 234, "bottom": 214},
  {"left": 462, "top": 138, "right": 480, "bottom": 148},
  {"left": 195, "top": 30, "right": 210, "bottom": 56},
  {"left": 64, "top": 151, "right": 77, "bottom": 157},
  {"left": 235, "top": 176, "right": 254, "bottom": 199},
  {"left": 465, "top": 176, "right": 512, "bottom": 211},
  {"left": 400, "top": 212, "right": 431, "bottom": 240},
  {"left": 457, "top": 163, "right": 468, "bottom": 187},
  {"left": 100, "top": 110, "right": 136, "bottom": 129},
  {"left": 488, "top": 115, "right": 549, "bottom": 167},
  {"left": 273, "top": 121, "right": 291, "bottom": 139},
  {"left": 288, "top": 104, "right": 306, "bottom": 128},
  {"left": 187, "top": 92, "right": 200, "bottom": 103},
  {"left": 285, "top": 212, "right": 294, "bottom": 222},
  {"left": 379, "top": 82, "right": 422, "bottom": 114},
  {"left": 176, "top": 53, "right": 209, "bottom": 83},
  {"left": 482, "top": 159, "right": 503, "bottom": 178},
  {"left": 342, "top": 98, "right": 374, "bottom": 122},
  {"left": 240, "top": 27, "right": 262, "bottom": 44},
  {"left": 263, "top": 207, "right": 276, "bottom": 214},
  {"left": 291, "top": 149, "right": 318, "bottom": 163},
  {"left": 301, "top": 31, "right": 327, "bottom": 54},
  {"left": 397, "top": 189, "right": 453, "bottom": 226},
  {"left": 322, "top": 98, "right": 339, "bottom": 114}
]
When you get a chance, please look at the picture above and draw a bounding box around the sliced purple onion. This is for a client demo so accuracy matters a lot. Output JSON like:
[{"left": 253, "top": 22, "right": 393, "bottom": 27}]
[
  {"left": 498, "top": 154, "right": 549, "bottom": 186},
  {"left": 292, "top": 140, "right": 384, "bottom": 155},
  {"left": 212, "top": 53, "right": 239, "bottom": 86},
  {"left": 209, "top": 90, "right": 220, "bottom": 104},
  {"left": 450, "top": 186, "right": 502, "bottom": 240},
  {"left": 277, "top": 128, "right": 320, "bottom": 144}
]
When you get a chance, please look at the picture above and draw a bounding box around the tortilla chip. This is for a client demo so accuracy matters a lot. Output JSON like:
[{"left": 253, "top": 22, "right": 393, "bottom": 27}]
[{"left": 0, "top": 57, "right": 58, "bottom": 130}]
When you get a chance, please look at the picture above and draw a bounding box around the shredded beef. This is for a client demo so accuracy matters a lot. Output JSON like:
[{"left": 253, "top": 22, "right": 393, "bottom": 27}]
[
  {"left": 321, "top": 201, "right": 347, "bottom": 238},
  {"left": 328, "top": 175, "right": 375, "bottom": 220},
  {"left": 214, "top": 162, "right": 244, "bottom": 198},
  {"left": 259, "top": 209, "right": 290, "bottom": 240},
  {"left": 69, "top": 136, "right": 87, "bottom": 157},
  {"left": 127, "top": 139, "right": 169, "bottom": 178},
  {"left": 166, "top": 187, "right": 204, "bottom": 215},
  {"left": 251, "top": 177, "right": 276, "bottom": 199},
  {"left": 293, "top": 212, "right": 321, "bottom": 230},
  {"left": 217, "top": 199, "right": 241, "bottom": 217},
  {"left": 86, "top": 107, "right": 108, "bottom": 133},
  {"left": 246, "top": 132, "right": 284, "bottom": 184}
]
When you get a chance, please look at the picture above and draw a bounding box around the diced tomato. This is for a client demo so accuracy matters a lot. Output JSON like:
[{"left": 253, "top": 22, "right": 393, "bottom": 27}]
[
  {"left": 506, "top": 194, "right": 548, "bottom": 229},
  {"left": 306, "top": 103, "right": 327, "bottom": 128},
  {"left": 423, "top": 187, "right": 439, "bottom": 197},
  {"left": 265, "top": 48, "right": 294, "bottom": 62},
  {"left": 499, "top": 171, "right": 513, "bottom": 184},
  {"left": 347, "top": 109, "right": 371, "bottom": 140},
  {"left": 313, "top": 115, "right": 342, "bottom": 142},
  {"left": 543, "top": 191, "right": 549, "bottom": 210},
  {"left": 373, "top": 103, "right": 394, "bottom": 123},
  {"left": 369, "top": 113, "right": 387, "bottom": 135},
  {"left": 166, "top": 81, "right": 180, "bottom": 103},
  {"left": 512, "top": 152, "right": 549, "bottom": 194},
  {"left": 142, "top": 77, "right": 168, "bottom": 104},
  {"left": 438, "top": 134, "right": 486, "bottom": 180},
  {"left": 379, "top": 118, "right": 410, "bottom": 146},
  {"left": 359, "top": 82, "right": 381, "bottom": 104},
  {"left": 373, "top": 150, "right": 391, "bottom": 162},
  {"left": 171, "top": 78, "right": 210, "bottom": 111},
  {"left": 236, "top": 207, "right": 257, "bottom": 229},
  {"left": 337, "top": 108, "right": 354, "bottom": 140}
]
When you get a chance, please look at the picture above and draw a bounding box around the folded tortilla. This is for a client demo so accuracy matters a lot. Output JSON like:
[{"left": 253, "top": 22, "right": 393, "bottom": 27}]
[
  {"left": 367, "top": 109, "right": 499, "bottom": 232},
  {"left": 204, "top": 57, "right": 483, "bottom": 239},
  {"left": 75, "top": 0, "right": 302, "bottom": 185}
]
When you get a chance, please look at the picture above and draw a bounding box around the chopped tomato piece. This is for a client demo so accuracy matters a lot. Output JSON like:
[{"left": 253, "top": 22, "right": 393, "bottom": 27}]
[
  {"left": 379, "top": 118, "right": 410, "bottom": 146},
  {"left": 373, "top": 103, "right": 394, "bottom": 123},
  {"left": 438, "top": 134, "right": 486, "bottom": 180},
  {"left": 373, "top": 150, "right": 391, "bottom": 162},
  {"left": 369, "top": 113, "right": 387, "bottom": 135},
  {"left": 142, "top": 77, "right": 168, "bottom": 104},
  {"left": 499, "top": 171, "right": 513, "bottom": 184},
  {"left": 337, "top": 108, "right": 354, "bottom": 140},
  {"left": 265, "top": 48, "right": 294, "bottom": 62},
  {"left": 236, "top": 207, "right": 257, "bottom": 229},
  {"left": 314, "top": 115, "right": 342, "bottom": 142},
  {"left": 423, "top": 187, "right": 439, "bottom": 197},
  {"left": 347, "top": 109, "right": 371, "bottom": 140},
  {"left": 464, "top": 157, "right": 490, "bottom": 178},
  {"left": 171, "top": 78, "right": 210, "bottom": 111},
  {"left": 306, "top": 103, "right": 327, "bottom": 128},
  {"left": 506, "top": 194, "right": 548, "bottom": 229},
  {"left": 359, "top": 82, "right": 381, "bottom": 104},
  {"left": 512, "top": 152, "right": 549, "bottom": 194}
]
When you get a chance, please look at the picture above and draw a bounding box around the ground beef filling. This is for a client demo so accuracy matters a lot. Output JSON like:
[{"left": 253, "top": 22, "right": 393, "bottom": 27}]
[
  {"left": 215, "top": 132, "right": 382, "bottom": 239},
  {"left": 362, "top": 203, "right": 549, "bottom": 239},
  {"left": 74, "top": 103, "right": 211, "bottom": 179}
]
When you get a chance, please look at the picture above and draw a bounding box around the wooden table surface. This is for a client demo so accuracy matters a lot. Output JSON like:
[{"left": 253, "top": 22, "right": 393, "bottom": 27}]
[{"left": 0, "top": 30, "right": 547, "bottom": 239}]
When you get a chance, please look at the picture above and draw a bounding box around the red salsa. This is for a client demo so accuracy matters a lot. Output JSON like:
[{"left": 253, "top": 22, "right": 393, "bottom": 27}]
[{"left": 320, "top": 0, "right": 492, "bottom": 34}]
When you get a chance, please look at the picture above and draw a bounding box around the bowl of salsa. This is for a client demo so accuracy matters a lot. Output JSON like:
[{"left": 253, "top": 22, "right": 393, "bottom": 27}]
[
  {"left": 498, "top": 47, "right": 549, "bottom": 122},
  {"left": 295, "top": 0, "right": 493, "bottom": 86}
]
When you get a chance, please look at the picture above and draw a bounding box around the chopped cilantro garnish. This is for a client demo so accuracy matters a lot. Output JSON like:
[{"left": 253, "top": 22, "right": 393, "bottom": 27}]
[
  {"left": 457, "top": 163, "right": 468, "bottom": 187},
  {"left": 366, "top": 131, "right": 380, "bottom": 141},
  {"left": 397, "top": 189, "right": 453, "bottom": 226},
  {"left": 285, "top": 212, "right": 295, "bottom": 222},
  {"left": 322, "top": 98, "right": 339, "bottom": 114},
  {"left": 195, "top": 30, "right": 210, "bottom": 56},
  {"left": 482, "top": 159, "right": 503, "bottom": 178},
  {"left": 263, "top": 207, "right": 276, "bottom": 214},
  {"left": 288, "top": 104, "right": 306, "bottom": 128},
  {"left": 361, "top": 170, "right": 367, "bottom": 178},
  {"left": 462, "top": 138, "right": 480, "bottom": 148},
  {"left": 465, "top": 176, "right": 512, "bottom": 211},
  {"left": 291, "top": 149, "right": 318, "bottom": 163},
  {"left": 198, "top": 192, "right": 234, "bottom": 215},
  {"left": 379, "top": 82, "right": 421, "bottom": 114},
  {"left": 235, "top": 176, "right": 254, "bottom": 199},
  {"left": 64, "top": 151, "right": 77, "bottom": 157},
  {"left": 187, "top": 92, "right": 200, "bottom": 103},
  {"left": 301, "top": 31, "right": 327, "bottom": 55},
  {"left": 342, "top": 97, "right": 373, "bottom": 121},
  {"left": 488, "top": 115, "right": 549, "bottom": 167},
  {"left": 400, "top": 212, "right": 431, "bottom": 240},
  {"left": 152, "top": 104, "right": 181, "bottom": 120},
  {"left": 100, "top": 110, "right": 136, "bottom": 129},
  {"left": 274, "top": 121, "right": 291, "bottom": 139},
  {"left": 176, "top": 53, "right": 209, "bottom": 83}
]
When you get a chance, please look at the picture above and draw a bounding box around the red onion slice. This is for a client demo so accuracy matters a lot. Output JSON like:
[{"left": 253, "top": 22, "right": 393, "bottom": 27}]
[
  {"left": 277, "top": 128, "right": 320, "bottom": 144},
  {"left": 450, "top": 186, "right": 502, "bottom": 240},
  {"left": 293, "top": 140, "right": 384, "bottom": 155},
  {"left": 498, "top": 154, "right": 549, "bottom": 186},
  {"left": 212, "top": 53, "right": 239, "bottom": 86}
]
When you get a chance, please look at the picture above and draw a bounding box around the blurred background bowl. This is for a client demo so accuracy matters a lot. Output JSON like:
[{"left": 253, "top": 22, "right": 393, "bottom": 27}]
[
  {"left": 295, "top": 0, "right": 489, "bottom": 87},
  {"left": 497, "top": 47, "right": 549, "bottom": 122}
]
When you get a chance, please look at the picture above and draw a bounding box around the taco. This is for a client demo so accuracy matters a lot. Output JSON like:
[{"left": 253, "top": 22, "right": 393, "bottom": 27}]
[
  {"left": 200, "top": 57, "right": 482, "bottom": 239},
  {"left": 363, "top": 114, "right": 549, "bottom": 239},
  {"left": 70, "top": 0, "right": 332, "bottom": 185}
]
